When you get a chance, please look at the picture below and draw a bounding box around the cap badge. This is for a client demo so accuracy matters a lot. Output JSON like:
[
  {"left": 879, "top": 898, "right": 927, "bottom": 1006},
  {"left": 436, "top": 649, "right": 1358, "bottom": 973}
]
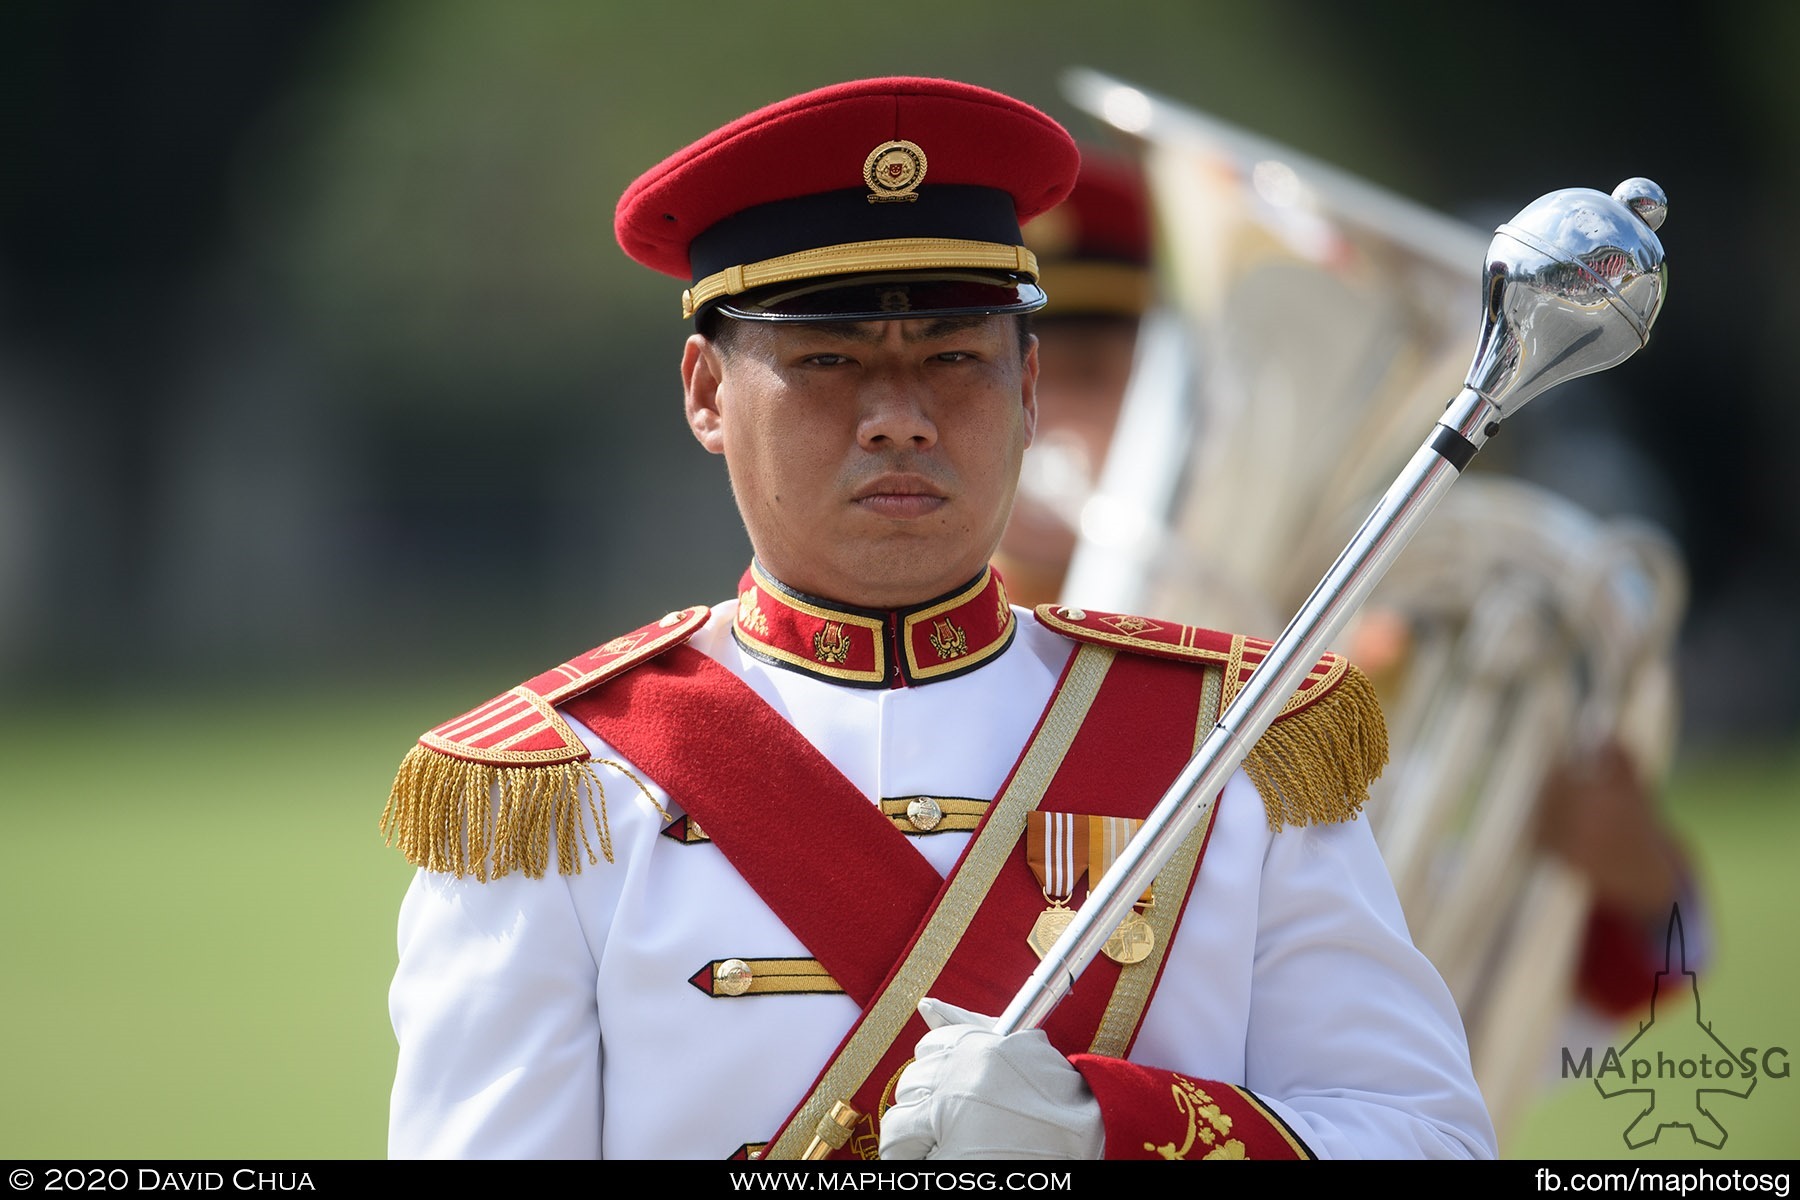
[{"left": 863, "top": 139, "right": 927, "bottom": 203}]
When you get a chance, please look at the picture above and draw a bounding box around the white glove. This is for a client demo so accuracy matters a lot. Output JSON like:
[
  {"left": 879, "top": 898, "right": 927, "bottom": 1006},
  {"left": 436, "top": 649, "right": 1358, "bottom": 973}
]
[{"left": 878, "top": 997, "right": 1104, "bottom": 1160}]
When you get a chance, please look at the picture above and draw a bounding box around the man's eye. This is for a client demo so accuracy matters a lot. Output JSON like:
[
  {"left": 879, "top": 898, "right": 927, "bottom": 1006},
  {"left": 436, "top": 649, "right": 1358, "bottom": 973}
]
[
  {"left": 933, "top": 351, "right": 974, "bottom": 363},
  {"left": 804, "top": 354, "right": 852, "bottom": 366}
]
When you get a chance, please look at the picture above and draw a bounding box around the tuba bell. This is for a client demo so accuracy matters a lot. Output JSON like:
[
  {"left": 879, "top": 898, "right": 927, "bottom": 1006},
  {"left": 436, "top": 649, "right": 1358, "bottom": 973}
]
[
  {"left": 1353, "top": 475, "right": 1685, "bottom": 1140},
  {"left": 1045, "top": 69, "right": 1689, "bottom": 1147}
]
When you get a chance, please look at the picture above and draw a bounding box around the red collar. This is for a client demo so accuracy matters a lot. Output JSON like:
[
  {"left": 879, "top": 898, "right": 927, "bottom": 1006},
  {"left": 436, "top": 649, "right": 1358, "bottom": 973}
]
[{"left": 732, "top": 562, "right": 1017, "bottom": 689}]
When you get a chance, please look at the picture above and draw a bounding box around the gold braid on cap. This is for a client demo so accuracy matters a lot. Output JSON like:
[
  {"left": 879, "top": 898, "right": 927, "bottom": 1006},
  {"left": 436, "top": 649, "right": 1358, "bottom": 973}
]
[
  {"left": 1037, "top": 260, "right": 1154, "bottom": 317},
  {"left": 682, "top": 237, "right": 1039, "bottom": 318}
]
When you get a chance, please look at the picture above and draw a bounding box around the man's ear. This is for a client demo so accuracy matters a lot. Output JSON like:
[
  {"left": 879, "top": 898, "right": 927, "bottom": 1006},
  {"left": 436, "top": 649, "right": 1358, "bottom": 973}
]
[
  {"left": 1020, "top": 332, "right": 1040, "bottom": 448},
  {"left": 682, "top": 333, "right": 727, "bottom": 455}
]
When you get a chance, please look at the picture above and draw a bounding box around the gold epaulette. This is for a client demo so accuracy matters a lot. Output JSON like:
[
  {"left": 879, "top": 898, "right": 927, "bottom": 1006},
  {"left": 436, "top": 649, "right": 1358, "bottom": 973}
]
[
  {"left": 379, "top": 606, "right": 711, "bottom": 880},
  {"left": 1035, "top": 605, "right": 1388, "bottom": 829}
]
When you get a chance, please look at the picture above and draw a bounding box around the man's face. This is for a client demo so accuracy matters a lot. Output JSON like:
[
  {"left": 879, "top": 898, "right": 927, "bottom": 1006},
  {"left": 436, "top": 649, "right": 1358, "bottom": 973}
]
[{"left": 683, "top": 314, "right": 1038, "bottom": 609}]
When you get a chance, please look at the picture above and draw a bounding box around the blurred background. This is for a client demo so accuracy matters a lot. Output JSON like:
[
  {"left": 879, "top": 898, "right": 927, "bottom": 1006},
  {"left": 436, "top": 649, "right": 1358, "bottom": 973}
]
[{"left": 2, "top": 0, "right": 1794, "bottom": 1160}]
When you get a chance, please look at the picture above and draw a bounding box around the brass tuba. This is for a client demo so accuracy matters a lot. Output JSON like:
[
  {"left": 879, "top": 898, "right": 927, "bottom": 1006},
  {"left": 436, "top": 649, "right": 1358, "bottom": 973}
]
[
  {"left": 1362, "top": 474, "right": 1685, "bottom": 1141},
  {"left": 1046, "top": 69, "right": 1688, "bottom": 1146}
]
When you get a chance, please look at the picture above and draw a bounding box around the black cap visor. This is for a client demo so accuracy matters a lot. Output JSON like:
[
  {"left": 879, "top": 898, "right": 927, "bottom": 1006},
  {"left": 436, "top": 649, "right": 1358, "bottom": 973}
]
[{"left": 713, "top": 270, "right": 1046, "bottom": 323}]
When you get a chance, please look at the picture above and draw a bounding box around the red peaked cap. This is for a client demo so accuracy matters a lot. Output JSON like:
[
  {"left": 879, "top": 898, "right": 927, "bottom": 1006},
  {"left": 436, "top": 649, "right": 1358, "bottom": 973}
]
[
  {"left": 1023, "top": 147, "right": 1155, "bottom": 316},
  {"left": 615, "top": 77, "right": 1080, "bottom": 320},
  {"left": 1028, "top": 149, "right": 1152, "bottom": 266}
]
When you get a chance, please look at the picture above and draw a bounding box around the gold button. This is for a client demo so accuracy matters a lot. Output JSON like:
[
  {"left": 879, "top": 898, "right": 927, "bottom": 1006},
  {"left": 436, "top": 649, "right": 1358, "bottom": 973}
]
[
  {"left": 715, "top": 958, "right": 753, "bottom": 997},
  {"left": 906, "top": 796, "right": 944, "bottom": 832}
]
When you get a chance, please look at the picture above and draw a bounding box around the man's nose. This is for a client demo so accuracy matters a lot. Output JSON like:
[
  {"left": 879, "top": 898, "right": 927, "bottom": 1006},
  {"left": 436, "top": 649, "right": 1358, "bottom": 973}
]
[{"left": 856, "top": 371, "right": 939, "bottom": 449}]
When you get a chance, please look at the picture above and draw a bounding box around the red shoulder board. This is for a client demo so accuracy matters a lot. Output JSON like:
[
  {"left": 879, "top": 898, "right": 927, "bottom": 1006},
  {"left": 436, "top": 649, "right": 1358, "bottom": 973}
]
[
  {"left": 1034, "top": 604, "right": 1350, "bottom": 722},
  {"left": 417, "top": 605, "right": 711, "bottom": 767}
]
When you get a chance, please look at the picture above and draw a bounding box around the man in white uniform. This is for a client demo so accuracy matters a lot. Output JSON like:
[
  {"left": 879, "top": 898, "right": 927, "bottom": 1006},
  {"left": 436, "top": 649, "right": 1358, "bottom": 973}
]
[{"left": 382, "top": 76, "right": 1498, "bottom": 1162}]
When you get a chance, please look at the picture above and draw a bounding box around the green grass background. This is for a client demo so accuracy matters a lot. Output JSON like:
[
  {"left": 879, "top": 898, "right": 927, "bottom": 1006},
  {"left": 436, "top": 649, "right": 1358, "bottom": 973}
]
[{"left": 2, "top": 683, "right": 1794, "bottom": 1160}]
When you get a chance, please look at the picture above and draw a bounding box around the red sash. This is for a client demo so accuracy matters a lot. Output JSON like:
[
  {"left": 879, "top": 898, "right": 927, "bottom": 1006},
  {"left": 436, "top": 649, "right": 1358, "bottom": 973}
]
[
  {"left": 569, "top": 641, "right": 1223, "bottom": 1159},
  {"left": 566, "top": 644, "right": 943, "bottom": 1006}
]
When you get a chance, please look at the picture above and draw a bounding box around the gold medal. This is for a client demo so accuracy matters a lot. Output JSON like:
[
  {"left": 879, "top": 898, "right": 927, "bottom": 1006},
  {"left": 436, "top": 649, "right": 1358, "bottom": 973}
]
[
  {"left": 1024, "top": 811, "right": 1157, "bottom": 964},
  {"left": 1102, "top": 911, "right": 1155, "bottom": 964},
  {"left": 1028, "top": 902, "right": 1077, "bottom": 959},
  {"left": 1026, "top": 812, "right": 1084, "bottom": 959},
  {"left": 1091, "top": 815, "right": 1155, "bottom": 966}
]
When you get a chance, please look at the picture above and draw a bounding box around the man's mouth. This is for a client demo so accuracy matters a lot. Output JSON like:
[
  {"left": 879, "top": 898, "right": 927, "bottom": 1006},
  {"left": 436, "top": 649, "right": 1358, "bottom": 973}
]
[{"left": 852, "top": 474, "right": 949, "bottom": 518}]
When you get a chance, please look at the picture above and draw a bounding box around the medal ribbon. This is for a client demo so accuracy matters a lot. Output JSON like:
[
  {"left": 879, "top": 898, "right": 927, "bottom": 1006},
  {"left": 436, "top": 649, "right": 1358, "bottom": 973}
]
[
  {"left": 1026, "top": 812, "right": 1152, "bottom": 905},
  {"left": 1026, "top": 810, "right": 1086, "bottom": 902},
  {"left": 1090, "top": 814, "right": 1154, "bottom": 906}
]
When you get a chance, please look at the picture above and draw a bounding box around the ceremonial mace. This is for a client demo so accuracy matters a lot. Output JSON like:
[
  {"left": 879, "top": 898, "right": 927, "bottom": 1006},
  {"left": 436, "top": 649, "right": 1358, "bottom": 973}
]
[{"left": 994, "top": 178, "right": 1671, "bottom": 1036}]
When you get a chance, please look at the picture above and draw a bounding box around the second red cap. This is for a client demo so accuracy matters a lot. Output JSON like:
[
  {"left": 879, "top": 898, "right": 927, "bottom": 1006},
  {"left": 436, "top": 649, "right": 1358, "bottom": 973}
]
[{"left": 1023, "top": 148, "right": 1155, "bottom": 317}]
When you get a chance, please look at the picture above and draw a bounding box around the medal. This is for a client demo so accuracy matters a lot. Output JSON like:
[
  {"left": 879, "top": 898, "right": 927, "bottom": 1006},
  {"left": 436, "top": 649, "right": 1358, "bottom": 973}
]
[
  {"left": 1025, "top": 811, "right": 1157, "bottom": 963},
  {"left": 1090, "top": 814, "right": 1156, "bottom": 966},
  {"left": 1028, "top": 902, "right": 1077, "bottom": 959},
  {"left": 1026, "top": 811, "right": 1083, "bottom": 960},
  {"left": 1102, "top": 909, "right": 1155, "bottom": 964}
]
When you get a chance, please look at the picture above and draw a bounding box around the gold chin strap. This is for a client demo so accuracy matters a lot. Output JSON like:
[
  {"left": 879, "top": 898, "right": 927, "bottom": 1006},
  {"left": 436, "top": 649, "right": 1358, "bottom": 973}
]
[{"left": 681, "top": 237, "right": 1039, "bottom": 318}]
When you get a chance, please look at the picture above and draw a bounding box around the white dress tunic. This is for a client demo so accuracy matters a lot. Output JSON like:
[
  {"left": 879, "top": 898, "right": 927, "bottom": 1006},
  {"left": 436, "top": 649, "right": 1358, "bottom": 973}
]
[{"left": 387, "top": 597, "right": 1497, "bottom": 1159}]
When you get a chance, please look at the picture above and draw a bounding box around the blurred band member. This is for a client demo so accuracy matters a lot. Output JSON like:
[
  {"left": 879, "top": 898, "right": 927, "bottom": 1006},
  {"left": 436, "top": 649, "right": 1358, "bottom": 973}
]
[{"left": 997, "top": 149, "right": 1152, "bottom": 609}]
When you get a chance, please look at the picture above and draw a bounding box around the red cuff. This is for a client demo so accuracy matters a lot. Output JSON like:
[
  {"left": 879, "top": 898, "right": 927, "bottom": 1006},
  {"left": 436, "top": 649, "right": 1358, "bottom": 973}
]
[
  {"left": 1576, "top": 901, "right": 1661, "bottom": 1017},
  {"left": 1069, "top": 1055, "right": 1314, "bottom": 1160}
]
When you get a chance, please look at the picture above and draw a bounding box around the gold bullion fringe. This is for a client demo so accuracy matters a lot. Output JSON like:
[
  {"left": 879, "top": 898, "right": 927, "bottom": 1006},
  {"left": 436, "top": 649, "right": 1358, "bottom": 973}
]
[
  {"left": 379, "top": 746, "right": 668, "bottom": 879},
  {"left": 1241, "top": 663, "right": 1390, "bottom": 830}
]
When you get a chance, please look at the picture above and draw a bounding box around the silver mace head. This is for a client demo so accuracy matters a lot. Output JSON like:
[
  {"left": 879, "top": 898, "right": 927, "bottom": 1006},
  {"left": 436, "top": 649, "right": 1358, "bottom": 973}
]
[{"left": 1463, "top": 178, "right": 1668, "bottom": 419}]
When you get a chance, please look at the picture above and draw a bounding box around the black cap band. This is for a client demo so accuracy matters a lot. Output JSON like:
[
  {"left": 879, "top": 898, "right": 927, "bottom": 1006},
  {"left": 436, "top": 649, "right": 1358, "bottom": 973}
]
[{"left": 689, "top": 185, "right": 1022, "bottom": 282}]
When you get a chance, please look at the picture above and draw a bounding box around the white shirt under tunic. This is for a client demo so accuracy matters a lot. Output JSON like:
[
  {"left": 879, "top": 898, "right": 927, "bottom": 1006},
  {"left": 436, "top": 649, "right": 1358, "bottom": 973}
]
[{"left": 387, "top": 599, "right": 1498, "bottom": 1159}]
